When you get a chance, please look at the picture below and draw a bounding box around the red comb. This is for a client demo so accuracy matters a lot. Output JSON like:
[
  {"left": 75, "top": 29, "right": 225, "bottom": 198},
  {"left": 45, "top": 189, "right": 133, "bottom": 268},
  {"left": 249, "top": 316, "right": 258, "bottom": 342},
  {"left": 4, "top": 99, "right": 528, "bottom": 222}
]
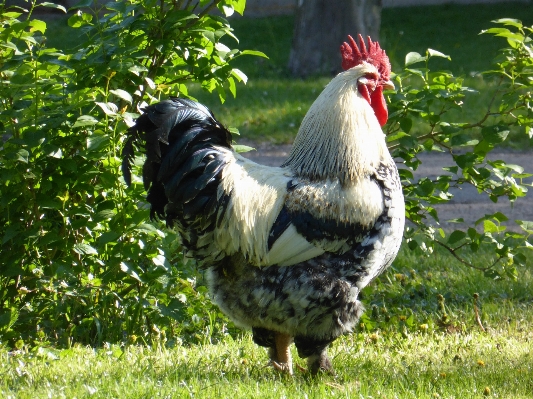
[{"left": 340, "top": 34, "right": 390, "bottom": 80}]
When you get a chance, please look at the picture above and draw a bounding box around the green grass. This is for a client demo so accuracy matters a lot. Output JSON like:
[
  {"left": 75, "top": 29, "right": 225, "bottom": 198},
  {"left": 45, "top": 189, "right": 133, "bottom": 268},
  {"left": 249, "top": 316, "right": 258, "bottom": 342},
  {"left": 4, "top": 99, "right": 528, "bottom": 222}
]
[
  {"left": 2, "top": 245, "right": 532, "bottom": 398},
  {"left": 2, "top": 330, "right": 532, "bottom": 398}
]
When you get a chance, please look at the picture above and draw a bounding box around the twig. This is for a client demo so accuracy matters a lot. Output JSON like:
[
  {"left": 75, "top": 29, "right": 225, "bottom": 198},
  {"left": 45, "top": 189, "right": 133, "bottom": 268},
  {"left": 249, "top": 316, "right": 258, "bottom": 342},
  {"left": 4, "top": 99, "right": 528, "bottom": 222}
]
[
  {"left": 473, "top": 293, "right": 486, "bottom": 332},
  {"left": 463, "top": 75, "right": 505, "bottom": 129},
  {"left": 433, "top": 240, "right": 502, "bottom": 272}
]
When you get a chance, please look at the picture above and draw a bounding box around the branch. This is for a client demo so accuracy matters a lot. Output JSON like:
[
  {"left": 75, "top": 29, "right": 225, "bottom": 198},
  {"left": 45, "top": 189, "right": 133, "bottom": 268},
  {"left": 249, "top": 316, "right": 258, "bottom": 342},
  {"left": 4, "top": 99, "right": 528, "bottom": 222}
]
[
  {"left": 433, "top": 240, "right": 502, "bottom": 272},
  {"left": 463, "top": 75, "right": 505, "bottom": 129},
  {"left": 190, "top": 0, "right": 224, "bottom": 25}
]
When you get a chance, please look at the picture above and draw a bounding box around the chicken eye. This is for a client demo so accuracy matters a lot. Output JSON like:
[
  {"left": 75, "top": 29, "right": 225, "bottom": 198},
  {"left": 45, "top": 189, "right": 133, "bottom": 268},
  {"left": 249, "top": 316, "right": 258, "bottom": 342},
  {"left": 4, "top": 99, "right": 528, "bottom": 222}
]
[{"left": 358, "top": 73, "right": 379, "bottom": 92}]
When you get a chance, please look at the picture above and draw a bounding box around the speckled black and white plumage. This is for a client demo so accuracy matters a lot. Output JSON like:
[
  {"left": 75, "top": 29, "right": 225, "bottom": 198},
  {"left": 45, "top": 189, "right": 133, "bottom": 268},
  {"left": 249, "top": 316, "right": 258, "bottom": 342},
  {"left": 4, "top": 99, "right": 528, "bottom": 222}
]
[
  {"left": 207, "top": 162, "right": 404, "bottom": 370},
  {"left": 123, "top": 59, "right": 405, "bottom": 374}
]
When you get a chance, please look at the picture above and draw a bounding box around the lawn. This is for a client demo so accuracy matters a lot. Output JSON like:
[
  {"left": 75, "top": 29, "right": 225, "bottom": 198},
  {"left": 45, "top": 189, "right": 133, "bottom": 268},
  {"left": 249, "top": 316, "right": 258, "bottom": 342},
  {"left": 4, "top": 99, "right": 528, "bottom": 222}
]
[{"left": 2, "top": 246, "right": 532, "bottom": 398}]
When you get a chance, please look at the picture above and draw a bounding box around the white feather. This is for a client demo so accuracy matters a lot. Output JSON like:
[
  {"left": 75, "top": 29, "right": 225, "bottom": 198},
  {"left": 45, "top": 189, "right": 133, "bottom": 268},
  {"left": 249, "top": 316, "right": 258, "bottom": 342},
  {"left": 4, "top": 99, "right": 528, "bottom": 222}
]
[
  {"left": 201, "top": 62, "right": 401, "bottom": 269},
  {"left": 267, "top": 224, "right": 325, "bottom": 266},
  {"left": 283, "top": 62, "right": 391, "bottom": 183},
  {"left": 215, "top": 150, "right": 291, "bottom": 266}
]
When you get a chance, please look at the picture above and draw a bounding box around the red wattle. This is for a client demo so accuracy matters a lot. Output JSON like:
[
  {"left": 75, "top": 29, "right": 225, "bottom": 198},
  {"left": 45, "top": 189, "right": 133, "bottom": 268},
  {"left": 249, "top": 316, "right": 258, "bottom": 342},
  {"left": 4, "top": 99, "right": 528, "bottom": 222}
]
[{"left": 370, "top": 85, "right": 388, "bottom": 127}]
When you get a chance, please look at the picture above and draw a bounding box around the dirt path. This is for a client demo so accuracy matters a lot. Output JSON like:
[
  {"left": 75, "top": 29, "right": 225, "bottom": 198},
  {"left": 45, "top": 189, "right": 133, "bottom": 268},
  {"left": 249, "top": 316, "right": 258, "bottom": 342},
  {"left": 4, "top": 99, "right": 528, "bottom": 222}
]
[{"left": 241, "top": 143, "right": 533, "bottom": 231}]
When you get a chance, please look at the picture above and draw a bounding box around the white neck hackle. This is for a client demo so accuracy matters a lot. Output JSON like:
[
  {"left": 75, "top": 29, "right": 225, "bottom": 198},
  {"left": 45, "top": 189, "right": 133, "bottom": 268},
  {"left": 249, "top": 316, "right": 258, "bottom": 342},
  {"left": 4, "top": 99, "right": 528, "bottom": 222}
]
[{"left": 282, "top": 63, "right": 390, "bottom": 185}]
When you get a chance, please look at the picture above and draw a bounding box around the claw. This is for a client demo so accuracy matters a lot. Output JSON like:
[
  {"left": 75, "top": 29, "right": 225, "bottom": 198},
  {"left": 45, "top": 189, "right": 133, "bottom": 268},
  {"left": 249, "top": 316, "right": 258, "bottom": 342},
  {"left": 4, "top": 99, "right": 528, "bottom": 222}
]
[
  {"left": 295, "top": 363, "right": 307, "bottom": 373},
  {"left": 271, "top": 360, "right": 293, "bottom": 375}
]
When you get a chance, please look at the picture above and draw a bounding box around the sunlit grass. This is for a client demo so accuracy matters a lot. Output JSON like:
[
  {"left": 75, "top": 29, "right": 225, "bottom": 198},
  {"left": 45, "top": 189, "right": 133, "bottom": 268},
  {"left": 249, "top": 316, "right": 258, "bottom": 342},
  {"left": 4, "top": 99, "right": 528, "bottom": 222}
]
[
  {"left": 3, "top": 329, "right": 532, "bottom": 398},
  {"left": 3, "top": 245, "right": 532, "bottom": 398}
]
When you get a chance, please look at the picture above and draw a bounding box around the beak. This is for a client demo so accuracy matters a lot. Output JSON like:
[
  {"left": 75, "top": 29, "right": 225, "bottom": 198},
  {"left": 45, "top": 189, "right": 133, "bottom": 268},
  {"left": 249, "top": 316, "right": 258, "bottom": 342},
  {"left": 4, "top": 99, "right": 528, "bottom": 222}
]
[{"left": 382, "top": 79, "right": 395, "bottom": 91}]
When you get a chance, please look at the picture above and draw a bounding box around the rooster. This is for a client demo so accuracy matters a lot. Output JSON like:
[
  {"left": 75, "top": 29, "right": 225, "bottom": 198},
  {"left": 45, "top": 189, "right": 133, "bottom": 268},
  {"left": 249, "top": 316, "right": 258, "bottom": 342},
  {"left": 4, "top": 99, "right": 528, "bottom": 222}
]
[{"left": 122, "top": 35, "right": 405, "bottom": 375}]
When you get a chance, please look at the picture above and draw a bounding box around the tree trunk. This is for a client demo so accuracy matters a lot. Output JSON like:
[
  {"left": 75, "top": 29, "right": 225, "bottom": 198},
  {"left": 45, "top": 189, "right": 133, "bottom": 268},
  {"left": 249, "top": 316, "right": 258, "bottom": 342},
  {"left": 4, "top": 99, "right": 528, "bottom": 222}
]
[{"left": 288, "top": 0, "right": 382, "bottom": 77}]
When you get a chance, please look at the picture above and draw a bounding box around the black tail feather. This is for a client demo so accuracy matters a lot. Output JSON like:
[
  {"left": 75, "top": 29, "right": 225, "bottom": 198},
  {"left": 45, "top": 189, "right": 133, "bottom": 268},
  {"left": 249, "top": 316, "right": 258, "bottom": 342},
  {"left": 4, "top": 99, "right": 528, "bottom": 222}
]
[{"left": 121, "top": 97, "right": 232, "bottom": 226}]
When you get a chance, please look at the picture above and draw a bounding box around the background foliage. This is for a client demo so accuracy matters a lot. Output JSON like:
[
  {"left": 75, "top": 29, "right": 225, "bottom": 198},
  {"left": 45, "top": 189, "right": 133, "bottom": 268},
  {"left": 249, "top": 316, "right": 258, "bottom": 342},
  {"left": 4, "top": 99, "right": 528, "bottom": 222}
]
[
  {"left": 0, "top": 0, "right": 532, "bottom": 351},
  {"left": 387, "top": 21, "right": 533, "bottom": 280},
  {"left": 0, "top": 0, "right": 257, "bottom": 348}
]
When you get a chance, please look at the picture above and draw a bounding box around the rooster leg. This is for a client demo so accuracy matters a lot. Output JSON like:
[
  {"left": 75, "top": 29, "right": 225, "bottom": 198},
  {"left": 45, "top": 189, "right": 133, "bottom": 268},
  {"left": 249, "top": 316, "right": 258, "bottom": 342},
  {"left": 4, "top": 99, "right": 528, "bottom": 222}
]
[
  {"left": 306, "top": 349, "right": 333, "bottom": 375},
  {"left": 252, "top": 328, "right": 294, "bottom": 375},
  {"left": 271, "top": 332, "right": 293, "bottom": 375},
  {"left": 294, "top": 336, "right": 334, "bottom": 375}
]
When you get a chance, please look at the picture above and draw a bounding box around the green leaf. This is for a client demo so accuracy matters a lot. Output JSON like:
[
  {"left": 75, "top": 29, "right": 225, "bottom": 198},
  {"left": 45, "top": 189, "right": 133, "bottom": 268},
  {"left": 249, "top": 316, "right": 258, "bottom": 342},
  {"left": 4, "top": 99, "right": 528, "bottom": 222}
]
[
  {"left": 482, "top": 27, "right": 512, "bottom": 35},
  {"left": 87, "top": 134, "right": 109, "bottom": 151},
  {"left": 94, "top": 210, "right": 115, "bottom": 222},
  {"left": 98, "top": 231, "right": 121, "bottom": 245},
  {"left": 405, "top": 52, "right": 425, "bottom": 66},
  {"left": 120, "top": 262, "right": 143, "bottom": 283},
  {"left": 45, "top": 145, "right": 63, "bottom": 159},
  {"left": 399, "top": 118, "right": 412, "bottom": 134},
  {"left": 492, "top": 212, "right": 509, "bottom": 222},
  {"left": 386, "top": 131, "right": 409, "bottom": 142},
  {"left": 516, "top": 220, "right": 533, "bottom": 233},
  {"left": 68, "top": 11, "right": 93, "bottom": 28},
  {"left": 473, "top": 140, "right": 494, "bottom": 156},
  {"left": 482, "top": 27, "right": 524, "bottom": 42},
  {"left": 442, "top": 166, "right": 458, "bottom": 174},
  {"left": 427, "top": 48, "right": 451, "bottom": 60},
  {"left": 0, "top": 41, "right": 19, "bottom": 52},
  {"left": 2, "top": 226, "right": 20, "bottom": 244},
  {"left": 0, "top": 308, "right": 19, "bottom": 330},
  {"left": 414, "top": 178, "right": 435, "bottom": 197},
  {"left": 217, "top": 85, "right": 226, "bottom": 104},
  {"left": 405, "top": 68, "right": 426, "bottom": 79},
  {"left": 233, "top": 144, "right": 254, "bottom": 153},
  {"left": 481, "top": 126, "right": 510, "bottom": 144},
  {"left": 448, "top": 230, "right": 466, "bottom": 245},
  {"left": 110, "top": 89, "right": 133, "bottom": 104},
  {"left": 483, "top": 220, "right": 503, "bottom": 234},
  {"left": 491, "top": 18, "right": 523, "bottom": 28},
  {"left": 227, "top": 76, "right": 236, "bottom": 98},
  {"left": 7, "top": 149, "right": 29, "bottom": 163},
  {"left": 96, "top": 102, "right": 118, "bottom": 116},
  {"left": 37, "top": 2, "right": 66, "bottom": 13},
  {"left": 202, "top": 30, "right": 216, "bottom": 43},
  {"left": 231, "top": 68, "right": 248, "bottom": 84},
  {"left": 73, "top": 243, "right": 98, "bottom": 255},
  {"left": 231, "top": 0, "right": 246, "bottom": 15},
  {"left": 73, "top": 115, "right": 98, "bottom": 128},
  {"left": 220, "top": 4, "right": 234, "bottom": 17},
  {"left": 29, "top": 20, "right": 47, "bottom": 34},
  {"left": 447, "top": 218, "right": 464, "bottom": 223},
  {"left": 240, "top": 50, "right": 269, "bottom": 59}
]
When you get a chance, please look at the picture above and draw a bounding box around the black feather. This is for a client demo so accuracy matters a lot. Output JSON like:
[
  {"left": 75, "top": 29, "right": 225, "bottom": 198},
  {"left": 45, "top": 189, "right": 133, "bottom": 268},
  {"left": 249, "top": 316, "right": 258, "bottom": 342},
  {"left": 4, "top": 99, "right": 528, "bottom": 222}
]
[
  {"left": 164, "top": 148, "right": 216, "bottom": 201},
  {"left": 268, "top": 206, "right": 293, "bottom": 250},
  {"left": 121, "top": 97, "right": 233, "bottom": 235}
]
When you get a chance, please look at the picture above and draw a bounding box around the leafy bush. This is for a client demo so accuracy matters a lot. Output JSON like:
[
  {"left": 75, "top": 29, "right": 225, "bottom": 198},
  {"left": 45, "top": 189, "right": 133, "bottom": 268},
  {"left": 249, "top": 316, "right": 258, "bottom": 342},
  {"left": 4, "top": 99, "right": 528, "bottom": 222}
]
[
  {"left": 386, "top": 19, "right": 533, "bottom": 280},
  {"left": 0, "top": 0, "right": 261, "bottom": 347}
]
